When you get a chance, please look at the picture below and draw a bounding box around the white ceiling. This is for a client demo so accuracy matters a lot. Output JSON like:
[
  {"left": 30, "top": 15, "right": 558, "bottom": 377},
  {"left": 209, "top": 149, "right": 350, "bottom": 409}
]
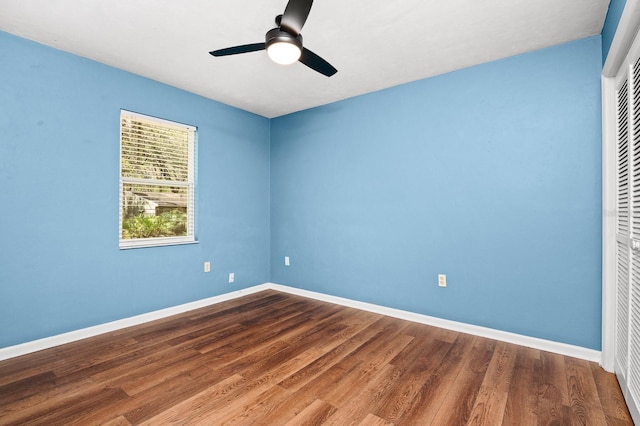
[{"left": 0, "top": 0, "right": 610, "bottom": 118}]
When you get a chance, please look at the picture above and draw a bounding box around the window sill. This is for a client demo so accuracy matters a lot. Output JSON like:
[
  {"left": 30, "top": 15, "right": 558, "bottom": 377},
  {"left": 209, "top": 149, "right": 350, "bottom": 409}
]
[{"left": 119, "top": 238, "right": 198, "bottom": 250}]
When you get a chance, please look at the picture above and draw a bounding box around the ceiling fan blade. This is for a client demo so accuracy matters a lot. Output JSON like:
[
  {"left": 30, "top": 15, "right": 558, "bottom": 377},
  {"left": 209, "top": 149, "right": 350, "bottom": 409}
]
[
  {"left": 280, "top": 0, "right": 313, "bottom": 35},
  {"left": 299, "top": 47, "right": 337, "bottom": 77},
  {"left": 210, "top": 43, "right": 265, "bottom": 57}
]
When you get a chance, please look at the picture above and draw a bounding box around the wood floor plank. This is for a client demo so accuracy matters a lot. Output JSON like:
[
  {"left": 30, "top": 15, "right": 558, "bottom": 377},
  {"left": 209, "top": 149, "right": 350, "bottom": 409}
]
[
  {"left": 373, "top": 332, "right": 454, "bottom": 422},
  {"left": 259, "top": 352, "right": 367, "bottom": 424},
  {"left": 590, "top": 362, "right": 634, "bottom": 423},
  {"left": 0, "top": 377, "right": 99, "bottom": 424},
  {"left": 277, "top": 312, "right": 382, "bottom": 392},
  {"left": 99, "top": 415, "right": 133, "bottom": 426},
  {"left": 213, "top": 384, "right": 293, "bottom": 426},
  {"left": 236, "top": 325, "right": 348, "bottom": 382},
  {"left": 194, "top": 299, "right": 342, "bottom": 359},
  {"left": 202, "top": 339, "right": 293, "bottom": 382},
  {"left": 358, "top": 413, "right": 395, "bottom": 425},
  {"left": 0, "top": 370, "right": 58, "bottom": 408},
  {"left": 323, "top": 363, "right": 405, "bottom": 426},
  {"left": 117, "top": 364, "right": 236, "bottom": 424},
  {"left": 320, "top": 333, "right": 414, "bottom": 408},
  {"left": 535, "top": 350, "right": 571, "bottom": 425},
  {"left": 111, "top": 346, "right": 204, "bottom": 396},
  {"left": 429, "top": 336, "right": 496, "bottom": 425},
  {"left": 142, "top": 345, "right": 328, "bottom": 425},
  {"left": 3, "top": 384, "right": 129, "bottom": 425},
  {"left": 565, "top": 357, "right": 608, "bottom": 425},
  {"left": 393, "top": 332, "right": 477, "bottom": 425},
  {"left": 0, "top": 337, "right": 139, "bottom": 388},
  {"left": 160, "top": 294, "right": 301, "bottom": 346},
  {"left": 282, "top": 398, "right": 337, "bottom": 426},
  {"left": 135, "top": 374, "right": 248, "bottom": 425},
  {"left": 501, "top": 346, "right": 539, "bottom": 425},
  {"left": 0, "top": 290, "right": 632, "bottom": 425},
  {"left": 466, "top": 341, "right": 518, "bottom": 425},
  {"left": 193, "top": 308, "right": 304, "bottom": 354}
]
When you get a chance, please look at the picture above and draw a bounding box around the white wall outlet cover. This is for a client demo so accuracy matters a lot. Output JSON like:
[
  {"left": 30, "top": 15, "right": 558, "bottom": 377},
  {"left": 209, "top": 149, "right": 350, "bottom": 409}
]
[
  {"left": 285, "top": 256, "right": 290, "bottom": 266},
  {"left": 229, "top": 273, "right": 235, "bottom": 283},
  {"left": 438, "top": 274, "right": 447, "bottom": 287},
  {"left": 204, "top": 262, "right": 211, "bottom": 273}
]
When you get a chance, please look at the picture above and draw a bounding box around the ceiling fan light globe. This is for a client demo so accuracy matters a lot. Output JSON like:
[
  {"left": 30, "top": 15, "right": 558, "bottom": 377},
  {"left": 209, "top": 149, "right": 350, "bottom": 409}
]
[
  {"left": 267, "top": 42, "right": 301, "bottom": 65},
  {"left": 265, "top": 28, "right": 303, "bottom": 66}
]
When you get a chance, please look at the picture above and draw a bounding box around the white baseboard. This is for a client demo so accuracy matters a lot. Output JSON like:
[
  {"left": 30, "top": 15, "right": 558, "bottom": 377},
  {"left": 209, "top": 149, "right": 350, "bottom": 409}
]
[
  {"left": 266, "top": 283, "right": 602, "bottom": 364},
  {"left": 0, "top": 284, "right": 271, "bottom": 362},
  {"left": 0, "top": 282, "right": 601, "bottom": 364}
]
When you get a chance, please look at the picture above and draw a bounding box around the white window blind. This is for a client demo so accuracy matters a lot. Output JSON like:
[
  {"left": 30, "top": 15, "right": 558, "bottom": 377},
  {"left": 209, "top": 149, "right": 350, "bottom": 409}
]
[{"left": 119, "top": 110, "right": 196, "bottom": 249}]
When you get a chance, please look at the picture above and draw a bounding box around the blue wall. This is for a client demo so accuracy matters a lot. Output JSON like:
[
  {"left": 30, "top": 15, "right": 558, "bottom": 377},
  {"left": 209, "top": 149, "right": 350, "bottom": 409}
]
[
  {"left": 602, "top": 0, "right": 627, "bottom": 62},
  {"left": 270, "top": 36, "right": 603, "bottom": 349},
  {"left": 0, "top": 32, "right": 271, "bottom": 348},
  {"left": 1, "top": 30, "right": 605, "bottom": 351}
]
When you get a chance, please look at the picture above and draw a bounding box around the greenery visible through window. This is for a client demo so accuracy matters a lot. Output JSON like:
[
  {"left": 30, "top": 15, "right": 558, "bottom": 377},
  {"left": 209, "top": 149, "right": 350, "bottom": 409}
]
[{"left": 119, "top": 110, "right": 196, "bottom": 248}]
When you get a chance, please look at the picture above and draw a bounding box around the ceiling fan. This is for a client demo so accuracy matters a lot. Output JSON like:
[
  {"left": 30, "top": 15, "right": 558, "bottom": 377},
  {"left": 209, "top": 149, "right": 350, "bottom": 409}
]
[{"left": 209, "top": 0, "right": 337, "bottom": 77}]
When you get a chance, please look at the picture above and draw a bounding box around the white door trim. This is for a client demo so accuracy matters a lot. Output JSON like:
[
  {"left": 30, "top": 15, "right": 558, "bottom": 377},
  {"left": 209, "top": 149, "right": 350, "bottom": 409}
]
[
  {"left": 602, "top": 73, "right": 617, "bottom": 372},
  {"left": 601, "top": 0, "right": 640, "bottom": 373},
  {"left": 603, "top": 0, "right": 640, "bottom": 79}
]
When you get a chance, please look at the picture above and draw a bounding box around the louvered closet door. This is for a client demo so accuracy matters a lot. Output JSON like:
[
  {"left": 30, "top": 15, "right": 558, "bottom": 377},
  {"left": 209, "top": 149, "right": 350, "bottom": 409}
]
[
  {"left": 616, "top": 76, "right": 630, "bottom": 388},
  {"left": 616, "top": 53, "right": 640, "bottom": 413},
  {"left": 629, "top": 57, "right": 640, "bottom": 402}
]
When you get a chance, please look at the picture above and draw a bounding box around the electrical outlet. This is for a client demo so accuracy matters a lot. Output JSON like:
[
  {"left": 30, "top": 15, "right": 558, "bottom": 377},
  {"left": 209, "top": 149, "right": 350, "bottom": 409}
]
[
  {"left": 204, "top": 261, "right": 210, "bottom": 273},
  {"left": 285, "top": 256, "right": 290, "bottom": 266},
  {"left": 229, "top": 272, "right": 235, "bottom": 283},
  {"left": 438, "top": 274, "right": 447, "bottom": 288}
]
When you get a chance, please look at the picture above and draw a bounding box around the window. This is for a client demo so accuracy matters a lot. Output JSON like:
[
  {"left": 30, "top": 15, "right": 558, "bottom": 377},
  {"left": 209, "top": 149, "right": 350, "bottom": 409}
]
[{"left": 119, "top": 110, "right": 196, "bottom": 249}]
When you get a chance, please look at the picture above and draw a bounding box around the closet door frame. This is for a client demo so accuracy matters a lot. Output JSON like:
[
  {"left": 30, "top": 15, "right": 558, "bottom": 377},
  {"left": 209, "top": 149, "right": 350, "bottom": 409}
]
[
  {"left": 603, "top": 2, "right": 640, "bottom": 423},
  {"left": 603, "top": 0, "right": 640, "bottom": 371}
]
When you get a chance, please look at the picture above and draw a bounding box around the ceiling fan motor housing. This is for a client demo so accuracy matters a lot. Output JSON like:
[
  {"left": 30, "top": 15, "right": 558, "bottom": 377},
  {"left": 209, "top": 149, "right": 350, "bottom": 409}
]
[{"left": 265, "top": 28, "right": 303, "bottom": 51}]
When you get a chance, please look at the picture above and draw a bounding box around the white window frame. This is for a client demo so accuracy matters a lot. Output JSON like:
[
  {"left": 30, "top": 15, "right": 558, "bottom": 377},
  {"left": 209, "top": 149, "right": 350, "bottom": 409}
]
[{"left": 119, "top": 110, "right": 197, "bottom": 249}]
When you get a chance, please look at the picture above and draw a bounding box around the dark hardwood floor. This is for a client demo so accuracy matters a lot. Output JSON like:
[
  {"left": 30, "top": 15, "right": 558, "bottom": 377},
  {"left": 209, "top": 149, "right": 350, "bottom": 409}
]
[{"left": 0, "top": 290, "right": 633, "bottom": 425}]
